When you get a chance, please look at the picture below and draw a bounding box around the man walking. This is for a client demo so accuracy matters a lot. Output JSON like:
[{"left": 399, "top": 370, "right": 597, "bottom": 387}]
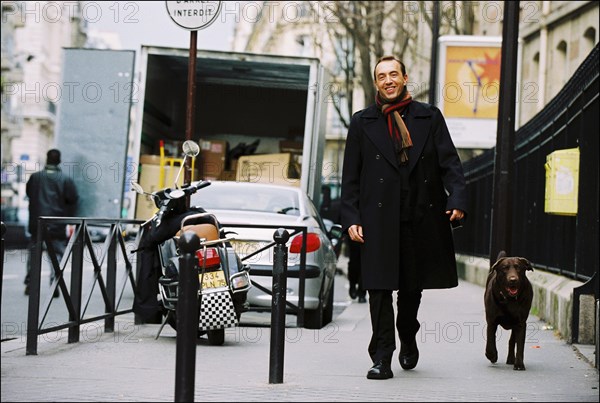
[
  {"left": 25, "top": 149, "right": 79, "bottom": 297},
  {"left": 341, "top": 56, "right": 467, "bottom": 379}
]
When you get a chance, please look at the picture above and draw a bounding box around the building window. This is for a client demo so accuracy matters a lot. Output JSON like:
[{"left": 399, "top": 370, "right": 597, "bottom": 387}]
[
  {"left": 583, "top": 27, "right": 596, "bottom": 57},
  {"left": 556, "top": 40, "right": 567, "bottom": 86},
  {"left": 532, "top": 52, "right": 540, "bottom": 80}
]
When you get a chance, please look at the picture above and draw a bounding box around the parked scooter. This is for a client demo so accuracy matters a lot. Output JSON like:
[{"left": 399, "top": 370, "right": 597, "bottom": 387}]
[{"left": 131, "top": 140, "right": 251, "bottom": 345}]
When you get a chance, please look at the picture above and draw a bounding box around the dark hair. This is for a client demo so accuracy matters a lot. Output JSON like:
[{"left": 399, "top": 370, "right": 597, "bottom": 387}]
[
  {"left": 373, "top": 55, "right": 406, "bottom": 80},
  {"left": 46, "top": 149, "right": 61, "bottom": 165}
]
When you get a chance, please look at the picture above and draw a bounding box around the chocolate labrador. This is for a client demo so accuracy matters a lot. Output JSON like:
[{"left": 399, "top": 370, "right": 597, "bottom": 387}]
[{"left": 484, "top": 251, "right": 534, "bottom": 370}]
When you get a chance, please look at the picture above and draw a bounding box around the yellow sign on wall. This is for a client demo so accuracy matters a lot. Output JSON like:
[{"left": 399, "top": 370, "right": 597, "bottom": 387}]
[{"left": 544, "top": 148, "right": 580, "bottom": 216}]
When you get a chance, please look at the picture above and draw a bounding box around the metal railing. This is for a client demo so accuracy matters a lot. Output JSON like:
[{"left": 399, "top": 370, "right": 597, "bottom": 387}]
[
  {"left": 222, "top": 223, "right": 310, "bottom": 328},
  {"left": 453, "top": 44, "right": 599, "bottom": 283},
  {"left": 23, "top": 216, "right": 317, "bottom": 355},
  {"left": 26, "top": 217, "right": 143, "bottom": 355},
  {"left": 1, "top": 222, "right": 5, "bottom": 307}
]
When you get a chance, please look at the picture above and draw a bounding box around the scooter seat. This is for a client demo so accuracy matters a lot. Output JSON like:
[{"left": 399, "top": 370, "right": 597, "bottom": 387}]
[{"left": 176, "top": 223, "right": 219, "bottom": 242}]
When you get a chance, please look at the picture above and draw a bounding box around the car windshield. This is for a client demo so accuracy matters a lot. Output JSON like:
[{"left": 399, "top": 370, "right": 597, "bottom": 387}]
[{"left": 197, "top": 184, "right": 301, "bottom": 216}]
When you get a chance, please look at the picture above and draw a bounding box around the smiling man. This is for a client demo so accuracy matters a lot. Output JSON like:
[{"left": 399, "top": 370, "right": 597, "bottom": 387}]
[{"left": 340, "top": 55, "right": 468, "bottom": 380}]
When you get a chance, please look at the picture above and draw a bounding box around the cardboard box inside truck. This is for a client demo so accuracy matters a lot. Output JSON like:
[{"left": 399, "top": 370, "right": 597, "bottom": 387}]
[
  {"left": 135, "top": 162, "right": 198, "bottom": 220},
  {"left": 236, "top": 153, "right": 300, "bottom": 187},
  {"left": 199, "top": 139, "right": 227, "bottom": 181}
]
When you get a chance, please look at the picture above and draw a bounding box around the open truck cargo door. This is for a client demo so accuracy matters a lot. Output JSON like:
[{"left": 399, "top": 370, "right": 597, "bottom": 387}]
[{"left": 56, "top": 48, "right": 136, "bottom": 218}]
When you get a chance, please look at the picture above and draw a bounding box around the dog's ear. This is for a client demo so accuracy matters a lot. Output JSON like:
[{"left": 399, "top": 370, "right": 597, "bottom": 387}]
[
  {"left": 517, "top": 257, "right": 533, "bottom": 271},
  {"left": 490, "top": 258, "right": 505, "bottom": 273}
]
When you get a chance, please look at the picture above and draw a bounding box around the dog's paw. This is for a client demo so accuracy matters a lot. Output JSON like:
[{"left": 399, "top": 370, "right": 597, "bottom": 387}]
[
  {"left": 513, "top": 363, "right": 526, "bottom": 371},
  {"left": 485, "top": 349, "right": 498, "bottom": 363}
]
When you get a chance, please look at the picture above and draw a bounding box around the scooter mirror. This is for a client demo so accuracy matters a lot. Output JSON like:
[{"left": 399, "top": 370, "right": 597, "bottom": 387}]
[
  {"left": 182, "top": 140, "right": 200, "bottom": 157},
  {"left": 131, "top": 182, "right": 144, "bottom": 194},
  {"left": 170, "top": 189, "right": 185, "bottom": 199}
]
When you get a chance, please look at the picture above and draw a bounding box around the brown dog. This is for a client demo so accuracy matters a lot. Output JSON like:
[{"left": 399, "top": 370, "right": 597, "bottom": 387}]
[{"left": 484, "top": 251, "right": 534, "bottom": 370}]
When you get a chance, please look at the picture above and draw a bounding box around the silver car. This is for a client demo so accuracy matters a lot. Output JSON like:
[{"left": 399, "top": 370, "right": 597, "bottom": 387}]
[{"left": 191, "top": 181, "right": 342, "bottom": 329}]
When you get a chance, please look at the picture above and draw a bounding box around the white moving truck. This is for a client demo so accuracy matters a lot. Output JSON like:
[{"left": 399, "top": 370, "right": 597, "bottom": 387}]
[
  {"left": 56, "top": 47, "right": 330, "bottom": 219},
  {"left": 132, "top": 46, "right": 330, "bottom": 217}
]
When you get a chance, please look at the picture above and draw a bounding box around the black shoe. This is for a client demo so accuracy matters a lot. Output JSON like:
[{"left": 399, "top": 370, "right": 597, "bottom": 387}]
[
  {"left": 399, "top": 338, "right": 419, "bottom": 370},
  {"left": 366, "top": 360, "right": 393, "bottom": 380},
  {"left": 53, "top": 288, "right": 60, "bottom": 298},
  {"left": 358, "top": 295, "right": 367, "bottom": 303},
  {"left": 349, "top": 283, "right": 357, "bottom": 299},
  {"left": 24, "top": 286, "right": 29, "bottom": 296}
]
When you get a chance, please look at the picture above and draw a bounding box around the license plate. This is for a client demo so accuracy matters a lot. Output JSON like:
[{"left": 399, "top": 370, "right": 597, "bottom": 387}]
[{"left": 200, "top": 270, "right": 227, "bottom": 289}]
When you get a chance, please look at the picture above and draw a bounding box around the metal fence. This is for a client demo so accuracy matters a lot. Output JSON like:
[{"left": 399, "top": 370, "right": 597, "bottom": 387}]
[
  {"left": 223, "top": 223, "right": 311, "bottom": 327},
  {"left": 25, "top": 217, "right": 142, "bottom": 355},
  {"left": 453, "top": 44, "right": 599, "bottom": 282}
]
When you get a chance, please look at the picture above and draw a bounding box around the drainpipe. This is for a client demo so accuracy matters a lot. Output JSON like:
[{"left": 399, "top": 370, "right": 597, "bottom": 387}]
[{"left": 537, "top": 1, "right": 550, "bottom": 113}]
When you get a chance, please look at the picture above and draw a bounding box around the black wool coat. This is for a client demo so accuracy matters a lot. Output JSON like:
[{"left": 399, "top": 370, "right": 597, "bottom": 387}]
[
  {"left": 340, "top": 101, "right": 468, "bottom": 291},
  {"left": 26, "top": 165, "right": 79, "bottom": 238}
]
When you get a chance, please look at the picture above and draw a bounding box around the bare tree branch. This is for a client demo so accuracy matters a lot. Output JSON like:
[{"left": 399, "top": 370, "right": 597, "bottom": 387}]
[{"left": 304, "top": 0, "right": 473, "bottom": 127}]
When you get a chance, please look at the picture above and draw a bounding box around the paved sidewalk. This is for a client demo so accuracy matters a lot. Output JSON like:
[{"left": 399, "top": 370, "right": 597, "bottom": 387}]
[{"left": 1, "top": 275, "right": 598, "bottom": 402}]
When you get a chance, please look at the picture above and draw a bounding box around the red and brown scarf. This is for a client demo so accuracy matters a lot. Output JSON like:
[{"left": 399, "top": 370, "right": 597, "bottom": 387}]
[{"left": 376, "top": 88, "right": 413, "bottom": 164}]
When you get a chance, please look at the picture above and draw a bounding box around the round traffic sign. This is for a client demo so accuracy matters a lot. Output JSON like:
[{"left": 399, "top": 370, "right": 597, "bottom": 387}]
[{"left": 165, "top": 1, "right": 222, "bottom": 31}]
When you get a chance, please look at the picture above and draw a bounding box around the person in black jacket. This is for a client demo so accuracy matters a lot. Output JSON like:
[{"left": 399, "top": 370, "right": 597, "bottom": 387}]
[
  {"left": 341, "top": 56, "right": 467, "bottom": 380},
  {"left": 347, "top": 239, "right": 366, "bottom": 303},
  {"left": 24, "top": 149, "right": 79, "bottom": 297},
  {"left": 320, "top": 185, "right": 365, "bottom": 302}
]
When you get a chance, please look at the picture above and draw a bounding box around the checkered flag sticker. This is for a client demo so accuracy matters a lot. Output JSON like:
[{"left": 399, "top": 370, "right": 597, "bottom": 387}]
[{"left": 198, "top": 289, "right": 238, "bottom": 331}]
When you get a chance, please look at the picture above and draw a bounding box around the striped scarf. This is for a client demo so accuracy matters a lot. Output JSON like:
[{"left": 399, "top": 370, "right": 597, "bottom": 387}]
[{"left": 376, "top": 89, "right": 413, "bottom": 164}]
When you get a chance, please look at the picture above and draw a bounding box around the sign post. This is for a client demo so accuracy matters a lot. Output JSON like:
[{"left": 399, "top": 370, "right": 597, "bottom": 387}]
[
  {"left": 165, "top": 1, "right": 222, "bottom": 185},
  {"left": 165, "top": 1, "right": 222, "bottom": 31}
]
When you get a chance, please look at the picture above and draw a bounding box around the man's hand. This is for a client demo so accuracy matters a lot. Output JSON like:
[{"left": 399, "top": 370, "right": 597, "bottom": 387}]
[
  {"left": 348, "top": 224, "right": 364, "bottom": 243},
  {"left": 446, "top": 209, "right": 465, "bottom": 222}
]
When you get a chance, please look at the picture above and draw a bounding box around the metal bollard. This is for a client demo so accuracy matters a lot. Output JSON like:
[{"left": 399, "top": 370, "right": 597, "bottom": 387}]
[
  {"left": 269, "top": 228, "right": 290, "bottom": 384},
  {"left": 175, "top": 231, "right": 200, "bottom": 402},
  {"left": 1, "top": 222, "right": 5, "bottom": 307}
]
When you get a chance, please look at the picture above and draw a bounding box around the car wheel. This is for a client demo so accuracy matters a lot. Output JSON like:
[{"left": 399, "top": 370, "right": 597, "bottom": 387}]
[
  {"left": 303, "top": 306, "right": 323, "bottom": 329},
  {"left": 303, "top": 278, "right": 334, "bottom": 329},
  {"left": 207, "top": 329, "right": 225, "bottom": 345},
  {"left": 322, "top": 277, "right": 334, "bottom": 325}
]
